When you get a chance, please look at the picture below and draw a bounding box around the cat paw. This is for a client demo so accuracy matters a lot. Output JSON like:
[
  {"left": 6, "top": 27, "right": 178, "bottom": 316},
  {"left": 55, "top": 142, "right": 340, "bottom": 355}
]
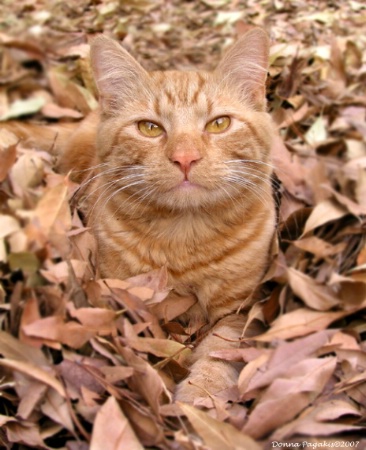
[{"left": 174, "top": 359, "right": 238, "bottom": 403}]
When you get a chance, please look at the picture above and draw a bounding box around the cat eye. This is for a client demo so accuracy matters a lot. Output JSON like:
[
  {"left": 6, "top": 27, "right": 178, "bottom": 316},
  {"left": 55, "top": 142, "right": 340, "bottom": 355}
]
[
  {"left": 205, "top": 116, "right": 231, "bottom": 133},
  {"left": 138, "top": 120, "right": 164, "bottom": 137}
]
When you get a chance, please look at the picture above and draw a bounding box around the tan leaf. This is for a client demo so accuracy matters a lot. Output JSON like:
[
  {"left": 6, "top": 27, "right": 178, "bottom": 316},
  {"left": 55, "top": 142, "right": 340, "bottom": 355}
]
[
  {"left": 41, "top": 102, "right": 84, "bottom": 119},
  {"left": 40, "top": 259, "right": 88, "bottom": 284},
  {"left": 40, "top": 389, "right": 74, "bottom": 431},
  {"left": 126, "top": 336, "right": 186, "bottom": 358},
  {"left": 119, "top": 347, "right": 168, "bottom": 415},
  {"left": 179, "top": 402, "right": 261, "bottom": 450},
  {"left": 5, "top": 421, "right": 45, "bottom": 447},
  {"left": 292, "top": 236, "right": 346, "bottom": 258},
  {"left": 11, "top": 153, "right": 44, "bottom": 190},
  {"left": 0, "top": 214, "right": 20, "bottom": 239},
  {"left": 34, "top": 180, "right": 71, "bottom": 235},
  {"left": 242, "top": 358, "right": 336, "bottom": 439},
  {"left": 0, "top": 358, "right": 65, "bottom": 397},
  {"left": 15, "top": 373, "right": 48, "bottom": 420},
  {"left": 121, "top": 400, "right": 166, "bottom": 448},
  {"left": 0, "top": 330, "right": 49, "bottom": 366},
  {"left": 255, "top": 308, "right": 346, "bottom": 342},
  {"left": 57, "top": 359, "right": 105, "bottom": 399},
  {"left": 243, "top": 331, "right": 333, "bottom": 394},
  {"left": 273, "top": 400, "right": 363, "bottom": 440},
  {"left": 302, "top": 199, "right": 347, "bottom": 236},
  {"left": 101, "top": 366, "right": 134, "bottom": 383},
  {"left": 0, "top": 131, "right": 17, "bottom": 182},
  {"left": 90, "top": 396, "right": 143, "bottom": 450},
  {"left": 287, "top": 267, "right": 340, "bottom": 310},
  {"left": 0, "top": 415, "right": 17, "bottom": 426},
  {"left": 23, "top": 316, "right": 95, "bottom": 349},
  {"left": 67, "top": 303, "right": 117, "bottom": 335}
]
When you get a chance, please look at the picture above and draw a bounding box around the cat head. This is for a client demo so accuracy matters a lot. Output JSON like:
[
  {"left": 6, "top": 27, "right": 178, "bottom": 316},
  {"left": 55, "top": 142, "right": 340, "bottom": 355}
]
[{"left": 90, "top": 29, "right": 274, "bottom": 212}]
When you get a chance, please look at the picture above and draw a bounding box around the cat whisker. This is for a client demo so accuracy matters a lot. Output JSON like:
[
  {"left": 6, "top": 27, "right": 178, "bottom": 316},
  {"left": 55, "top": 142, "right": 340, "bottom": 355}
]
[
  {"left": 224, "top": 158, "right": 289, "bottom": 182},
  {"left": 71, "top": 162, "right": 110, "bottom": 175},
  {"left": 227, "top": 168, "right": 277, "bottom": 186},
  {"left": 223, "top": 175, "right": 274, "bottom": 210},
  {"left": 111, "top": 183, "right": 154, "bottom": 219},
  {"left": 77, "top": 171, "right": 145, "bottom": 209},
  {"left": 97, "top": 179, "right": 147, "bottom": 218},
  {"left": 74, "top": 166, "right": 129, "bottom": 198}
]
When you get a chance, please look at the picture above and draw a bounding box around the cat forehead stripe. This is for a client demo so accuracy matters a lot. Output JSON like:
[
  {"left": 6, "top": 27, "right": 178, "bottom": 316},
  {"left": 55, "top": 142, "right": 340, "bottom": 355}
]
[{"left": 153, "top": 71, "right": 207, "bottom": 107}]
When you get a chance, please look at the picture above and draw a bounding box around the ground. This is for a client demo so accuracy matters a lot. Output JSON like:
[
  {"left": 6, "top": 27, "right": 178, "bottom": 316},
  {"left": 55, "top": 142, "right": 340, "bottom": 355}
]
[{"left": 0, "top": 0, "right": 366, "bottom": 449}]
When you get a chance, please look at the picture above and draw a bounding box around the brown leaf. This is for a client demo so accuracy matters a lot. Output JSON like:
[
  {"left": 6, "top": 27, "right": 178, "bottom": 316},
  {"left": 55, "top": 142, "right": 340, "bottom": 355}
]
[
  {"left": 292, "top": 236, "right": 347, "bottom": 259},
  {"left": 5, "top": 421, "right": 45, "bottom": 447},
  {"left": 0, "top": 358, "right": 65, "bottom": 397},
  {"left": 287, "top": 267, "right": 340, "bottom": 310},
  {"left": 0, "top": 330, "right": 49, "bottom": 366},
  {"left": 90, "top": 396, "right": 144, "bottom": 450},
  {"left": 41, "top": 102, "right": 84, "bottom": 119},
  {"left": 126, "top": 336, "right": 186, "bottom": 358},
  {"left": 0, "top": 131, "right": 17, "bottom": 182},
  {"left": 242, "top": 357, "right": 337, "bottom": 439},
  {"left": 57, "top": 359, "right": 106, "bottom": 399},
  {"left": 15, "top": 373, "right": 48, "bottom": 420},
  {"left": 11, "top": 153, "right": 44, "bottom": 190},
  {"left": 254, "top": 308, "right": 346, "bottom": 342},
  {"left": 273, "top": 400, "right": 363, "bottom": 440},
  {"left": 67, "top": 303, "right": 117, "bottom": 336},
  {"left": 19, "top": 297, "right": 43, "bottom": 348},
  {"left": 242, "top": 331, "right": 333, "bottom": 394},
  {"left": 121, "top": 400, "right": 166, "bottom": 448},
  {"left": 179, "top": 402, "right": 261, "bottom": 450},
  {"left": 118, "top": 347, "right": 169, "bottom": 415},
  {"left": 40, "top": 389, "right": 74, "bottom": 432},
  {"left": 302, "top": 199, "right": 347, "bottom": 236},
  {"left": 33, "top": 179, "right": 72, "bottom": 236},
  {"left": 23, "top": 316, "right": 95, "bottom": 349}
]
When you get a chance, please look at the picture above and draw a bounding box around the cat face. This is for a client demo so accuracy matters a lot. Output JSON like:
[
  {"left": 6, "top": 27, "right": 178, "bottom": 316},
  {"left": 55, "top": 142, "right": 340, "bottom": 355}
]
[{"left": 91, "top": 30, "right": 274, "bottom": 212}]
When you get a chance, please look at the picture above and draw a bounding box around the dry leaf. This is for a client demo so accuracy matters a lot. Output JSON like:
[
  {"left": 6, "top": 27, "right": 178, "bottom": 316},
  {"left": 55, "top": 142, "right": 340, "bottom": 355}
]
[
  {"left": 254, "top": 309, "right": 346, "bottom": 342},
  {"left": 179, "top": 402, "right": 261, "bottom": 450},
  {"left": 287, "top": 267, "right": 340, "bottom": 310},
  {"left": 90, "top": 396, "right": 143, "bottom": 450}
]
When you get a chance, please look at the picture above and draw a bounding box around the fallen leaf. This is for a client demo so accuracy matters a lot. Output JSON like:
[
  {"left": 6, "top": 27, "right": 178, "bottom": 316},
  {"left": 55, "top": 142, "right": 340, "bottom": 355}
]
[
  {"left": 254, "top": 308, "right": 346, "bottom": 341},
  {"left": 179, "top": 402, "right": 260, "bottom": 450},
  {"left": 90, "top": 396, "right": 143, "bottom": 450},
  {"left": 0, "top": 358, "right": 65, "bottom": 397},
  {"left": 287, "top": 267, "right": 340, "bottom": 310},
  {"left": 242, "top": 357, "right": 337, "bottom": 439},
  {"left": 0, "top": 97, "right": 46, "bottom": 121},
  {"left": 302, "top": 199, "right": 348, "bottom": 236}
]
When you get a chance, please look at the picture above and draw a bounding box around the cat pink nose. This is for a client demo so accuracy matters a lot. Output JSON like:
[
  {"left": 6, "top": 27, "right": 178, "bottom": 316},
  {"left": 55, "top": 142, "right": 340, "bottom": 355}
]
[{"left": 171, "top": 149, "right": 201, "bottom": 176}]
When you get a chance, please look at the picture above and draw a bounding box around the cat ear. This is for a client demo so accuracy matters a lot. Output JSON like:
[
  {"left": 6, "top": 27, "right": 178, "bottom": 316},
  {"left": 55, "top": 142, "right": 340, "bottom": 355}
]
[
  {"left": 90, "top": 36, "right": 148, "bottom": 114},
  {"left": 216, "top": 28, "right": 270, "bottom": 110}
]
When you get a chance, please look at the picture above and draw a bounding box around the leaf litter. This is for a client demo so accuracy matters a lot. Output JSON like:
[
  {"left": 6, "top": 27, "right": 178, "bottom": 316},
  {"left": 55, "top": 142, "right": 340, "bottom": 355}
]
[{"left": 0, "top": 0, "right": 366, "bottom": 448}]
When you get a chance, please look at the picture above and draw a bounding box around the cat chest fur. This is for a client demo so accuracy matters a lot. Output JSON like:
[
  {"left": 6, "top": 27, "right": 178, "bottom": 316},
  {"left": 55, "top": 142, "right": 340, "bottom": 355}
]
[{"left": 93, "top": 193, "right": 276, "bottom": 321}]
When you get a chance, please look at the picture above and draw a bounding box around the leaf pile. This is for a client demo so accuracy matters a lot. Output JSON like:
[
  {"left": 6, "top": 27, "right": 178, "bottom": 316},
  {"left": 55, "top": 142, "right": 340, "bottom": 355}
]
[{"left": 1, "top": 0, "right": 366, "bottom": 449}]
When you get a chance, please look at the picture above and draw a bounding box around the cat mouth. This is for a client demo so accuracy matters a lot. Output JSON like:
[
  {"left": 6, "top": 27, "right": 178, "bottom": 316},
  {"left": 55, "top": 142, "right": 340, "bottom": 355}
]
[{"left": 175, "top": 180, "right": 203, "bottom": 190}]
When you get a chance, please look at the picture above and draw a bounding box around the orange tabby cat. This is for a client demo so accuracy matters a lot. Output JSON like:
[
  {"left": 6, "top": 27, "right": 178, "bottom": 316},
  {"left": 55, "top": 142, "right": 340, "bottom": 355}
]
[{"left": 5, "top": 28, "right": 276, "bottom": 402}]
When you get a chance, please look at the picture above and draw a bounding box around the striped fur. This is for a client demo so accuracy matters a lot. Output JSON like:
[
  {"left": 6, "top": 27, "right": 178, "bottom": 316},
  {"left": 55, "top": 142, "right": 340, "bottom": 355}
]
[{"left": 7, "top": 29, "right": 277, "bottom": 402}]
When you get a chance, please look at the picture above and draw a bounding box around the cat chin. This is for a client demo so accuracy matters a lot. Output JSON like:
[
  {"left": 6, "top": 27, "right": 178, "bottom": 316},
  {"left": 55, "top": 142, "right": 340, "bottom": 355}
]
[{"left": 154, "top": 185, "right": 230, "bottom": 212}]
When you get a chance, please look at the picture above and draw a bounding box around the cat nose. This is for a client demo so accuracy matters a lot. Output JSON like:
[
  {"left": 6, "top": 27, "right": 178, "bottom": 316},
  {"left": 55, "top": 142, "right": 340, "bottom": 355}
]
[{"left": 171, "top": 148, "right": 202, "bottom": 176}]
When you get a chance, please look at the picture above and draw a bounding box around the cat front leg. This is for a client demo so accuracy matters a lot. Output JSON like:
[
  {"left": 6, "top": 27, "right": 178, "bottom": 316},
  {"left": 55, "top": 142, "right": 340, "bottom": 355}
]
[{"left": 174, "top": 314, "right": 246, "bottom": 403}]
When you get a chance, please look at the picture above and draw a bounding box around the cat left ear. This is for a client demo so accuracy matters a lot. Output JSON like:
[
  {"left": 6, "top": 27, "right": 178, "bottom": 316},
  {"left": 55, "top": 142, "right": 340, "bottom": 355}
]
[
  {"left": 216, "top": 28, "right": 270, "bottom": 110},
  {"left": 90, "top": 35, "right": 149, "bottom": 114}
]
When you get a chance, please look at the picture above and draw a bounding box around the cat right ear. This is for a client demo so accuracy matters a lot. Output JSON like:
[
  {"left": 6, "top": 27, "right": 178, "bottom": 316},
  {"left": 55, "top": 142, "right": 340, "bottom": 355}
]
[
  {"left": 216, "top": 28, "right": 270, "bottom": 111},
  {"left": 90, "top": 36, "right": 148, "bottom": 114}
]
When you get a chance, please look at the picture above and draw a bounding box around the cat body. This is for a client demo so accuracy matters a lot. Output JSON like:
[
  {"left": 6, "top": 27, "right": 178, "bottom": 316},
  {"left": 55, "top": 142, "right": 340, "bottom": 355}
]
[{"left": 5, "top": 29, "right": 276, "bottom": 402}]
